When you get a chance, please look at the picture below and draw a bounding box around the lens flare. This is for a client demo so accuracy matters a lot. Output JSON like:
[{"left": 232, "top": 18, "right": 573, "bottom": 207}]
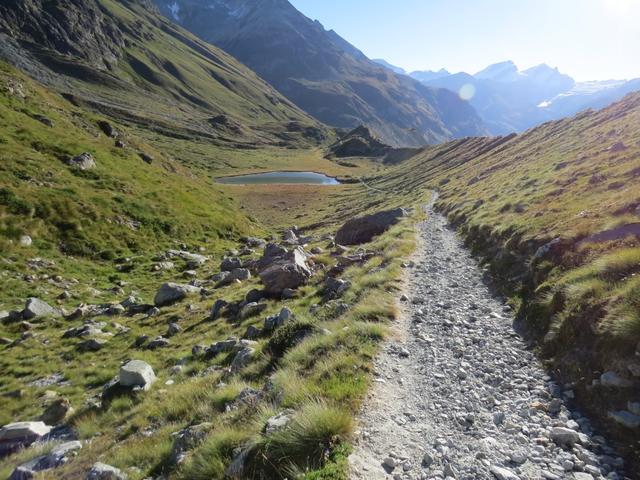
[{"left": 459, "top": 83, "right": 476, "bottom": 101}]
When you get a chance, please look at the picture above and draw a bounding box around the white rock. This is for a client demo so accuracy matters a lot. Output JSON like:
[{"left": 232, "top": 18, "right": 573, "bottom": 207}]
[
  {"left": 119, "top": 360, "right": 156, "bottom": 390},
  {"left": 490, "top": 465, "right": 520, "bottom": 480},
  {"left": 86, "top": 462, "right": 127, "bottom": 479}
]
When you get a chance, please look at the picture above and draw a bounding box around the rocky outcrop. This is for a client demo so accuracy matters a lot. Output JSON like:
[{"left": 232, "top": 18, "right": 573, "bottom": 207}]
[
  {"left": 329, "top": 126, "right": 390, "bottom": 158},
  {"left": 335, "top": 208, "right": 407, "bottom": 245}
]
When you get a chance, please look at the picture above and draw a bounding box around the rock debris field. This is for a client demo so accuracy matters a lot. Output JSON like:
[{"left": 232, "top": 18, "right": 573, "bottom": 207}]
[{"left": 349, "top": 203, "right": 628, "bottom": 480}]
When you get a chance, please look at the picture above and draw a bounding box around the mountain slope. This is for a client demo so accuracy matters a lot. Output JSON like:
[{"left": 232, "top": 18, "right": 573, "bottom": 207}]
[
  {"left": 152, "top": 0, "right": 487, "bottom": 146},
  {"left": 412, "top": 61, "right": 640, "bottom": 134},
  {"left": 0, "top": 0, "right": 328, "bottom": 154}
]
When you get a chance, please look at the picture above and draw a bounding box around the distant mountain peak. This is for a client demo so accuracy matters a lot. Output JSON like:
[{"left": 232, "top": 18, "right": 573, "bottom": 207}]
[{"left": 474, "top": 60, "right": 520, "bottom": 82}]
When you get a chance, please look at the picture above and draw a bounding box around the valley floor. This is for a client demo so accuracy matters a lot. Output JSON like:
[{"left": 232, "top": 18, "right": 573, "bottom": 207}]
[{"left": 349, "top": 199, "right": 628, "bottom": 480}]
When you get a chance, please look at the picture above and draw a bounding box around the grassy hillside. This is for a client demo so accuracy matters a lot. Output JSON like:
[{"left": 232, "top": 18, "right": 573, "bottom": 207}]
[{"left": 0, "top": 59, "right": 431, "bottom": 479}]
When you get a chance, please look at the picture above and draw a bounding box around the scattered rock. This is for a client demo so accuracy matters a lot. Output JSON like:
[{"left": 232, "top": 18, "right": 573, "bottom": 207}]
[
  {"left": 209, "top": 299, "right": 228, "bottom": 320},
  {"left": 23, "top": 298, "right": 61, "bottom": 320},
  {"left": 170, "top": 423, "right": 212, "bottom": 465},
  {"left": 220, "top": 257, "right": 242, "bottom": 272},
  {"left": 66, "top": 152, "right": 96, "bottom": 170},
  {"left": 19, "top": 235, "right": 32, "bottom": 247},
  {"left": 154, "top": 283, "right": 200, "bottom": 307},
  {"left": 259, "top": 246, "right": 312, "bottom": 295},
  {"left": 240, "top": 302, "right": 267, "bottom": 319},
  {"left": 167, "top": 322, "right": 182, "bottom": 336},
  {"left": 87, "top": 462, "right": 127, "bottom": 480},
  {"left": 230, "top": 346, "right": 255, "bottom": 373},
  {"left": 146, "top": 336, "right": 170, "bottom": 349},
  {"left": 119, "top": 360, "right": 156, "bottom": 390},
  {"left": 78, "top": 338, "right": 107, "bottom": 352}
]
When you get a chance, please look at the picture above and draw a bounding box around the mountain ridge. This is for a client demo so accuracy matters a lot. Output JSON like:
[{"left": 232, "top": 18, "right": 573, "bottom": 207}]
[{"left": 152, "top": 0, "right": 488, "bottom": 146}]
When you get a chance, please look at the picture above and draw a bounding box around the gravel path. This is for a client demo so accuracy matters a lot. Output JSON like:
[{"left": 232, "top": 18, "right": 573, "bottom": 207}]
[{"left": 349, "top": 200, "right": 628, "bottom": 480}]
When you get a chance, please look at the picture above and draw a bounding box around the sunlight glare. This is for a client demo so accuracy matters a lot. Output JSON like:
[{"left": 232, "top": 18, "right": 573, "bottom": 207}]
[{"left": 459, "top": 83, "right": 476, "bottom": 101}]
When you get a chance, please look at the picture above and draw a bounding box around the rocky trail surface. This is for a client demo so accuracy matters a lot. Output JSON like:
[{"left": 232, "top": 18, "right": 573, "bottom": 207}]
[{"left": 349, "top": 201, "right": 628, "bottom": 480}]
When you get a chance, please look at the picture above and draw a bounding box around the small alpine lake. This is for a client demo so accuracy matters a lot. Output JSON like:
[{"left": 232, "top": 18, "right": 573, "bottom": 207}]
[{"left": 216, "top": 171, "right": 341, "bottom": 185}]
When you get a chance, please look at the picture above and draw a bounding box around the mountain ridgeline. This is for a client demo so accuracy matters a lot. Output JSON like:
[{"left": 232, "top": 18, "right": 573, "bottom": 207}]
[
  {"left": 399, "top": 60, "right": 640, "bottom": 135},
  {"left": 152, "top": 0, "right": 488, "bottom": 146}
]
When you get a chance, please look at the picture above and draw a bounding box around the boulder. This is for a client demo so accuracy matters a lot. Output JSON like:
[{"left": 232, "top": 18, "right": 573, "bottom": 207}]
[
  {"left": 335, "top": 208, "right": 406, "bottom": 245},
  {"left": 87, "top": 462, "right": 127, "bottom": 480},
  {"left": 206, "top": 338, "right": 238, "bottom": 357},
  {"left": 119, "top": 360, "right": 156, "bottom": 390},
  {"left": 0, "top": 422, "right": 51, "bottom": 455},
  {"left": 220, "top": 257, "right": 242, "bottom": 272},
  {"left": 66, "top": 152, "right": 96, "bottom": 170},
  {"left": 154, "top": 283, "right": 200, "bottom": 307},
  {"left": 264, "top": 307, "right": 293, "bottom": 331},
  {"left": 209, "top": 299, "right": 228, "bottom": 320},
  {"left": 166, "top": 249, "right": 208, "bottom": 267},
  {"left": 167, "top": 323, "right": 182, "bottom": 336},
  {"left": 243, "top": 325, "right": 262, "bottom": 340},
  {"left": 240, "top": 302, "right": 267, "bottom": 320},
  {"left": 324, "top": 277, "right": 351, "bottom": 299},
  {"left": 259, "top": 247, "right": 312, "bottom": 295},
  {"left": 79, "top": 338, "right": 107, "bottom": 352},
  {"left": 19, "top": 235, "right": 32, "bottom": 247},
  {"left": 217, "top": 268, "right": 251, "bottom": 287},
  {"left": 146, "top": 336, "right": 170, "bottom": 349},
  {"left": 23, "top": 298, "right": 61, "bottom": 320}
]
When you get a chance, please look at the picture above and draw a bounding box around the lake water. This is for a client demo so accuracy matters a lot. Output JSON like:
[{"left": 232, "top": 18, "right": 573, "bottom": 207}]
[{"left": 217, "top": 171, "right": 340, "bottom": 185}]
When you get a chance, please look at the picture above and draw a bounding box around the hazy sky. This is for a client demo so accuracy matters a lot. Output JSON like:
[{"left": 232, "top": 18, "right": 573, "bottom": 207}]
[{"left": 289, "top": 0, "right": 640, "bottom": 81}]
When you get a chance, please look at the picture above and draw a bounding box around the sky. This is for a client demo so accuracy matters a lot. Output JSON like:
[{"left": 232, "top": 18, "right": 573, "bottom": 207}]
[{"left": 289, "top": 0, "right": 640, "bottom": 81}]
